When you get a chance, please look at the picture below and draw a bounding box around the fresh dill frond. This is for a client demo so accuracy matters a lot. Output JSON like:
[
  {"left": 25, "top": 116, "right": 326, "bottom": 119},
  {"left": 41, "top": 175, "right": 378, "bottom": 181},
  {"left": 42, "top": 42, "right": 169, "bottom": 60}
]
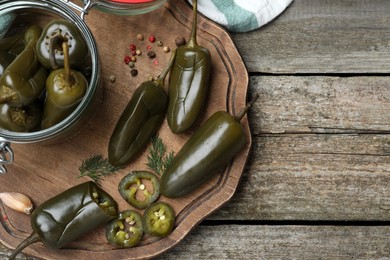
[
  {"left": 78, "top": 155, "right": 121, "bottom": 185},
  {"left": 146, "top": 135, "right": 174, "bottom": 175}
]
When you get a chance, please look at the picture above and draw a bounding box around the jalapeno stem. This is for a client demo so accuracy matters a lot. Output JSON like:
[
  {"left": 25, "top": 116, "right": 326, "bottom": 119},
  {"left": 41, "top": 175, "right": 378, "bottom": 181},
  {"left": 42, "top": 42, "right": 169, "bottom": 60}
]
[
  {"left": 62, "top": 41, "right": 72, "bottom": 85},
  {"left": 48, "top": 32, "right": 66, "bottom": 70},
  {"left": 187, "top": 0, "right": 198, "bottom": 48},
  {"left": 154, "top": 49, "right": 176, "bottom": 87},
  {"left": 9, "top": 232, "right": 40, "bottom": 260},
  {"left": 235, "top": 93, "right": 259, "bottom": 122}
]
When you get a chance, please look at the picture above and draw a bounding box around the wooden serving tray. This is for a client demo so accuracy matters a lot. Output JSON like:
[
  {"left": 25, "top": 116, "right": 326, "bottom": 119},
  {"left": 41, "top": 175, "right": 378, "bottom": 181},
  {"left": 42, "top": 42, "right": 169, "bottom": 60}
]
[{"left": 0, "top": 0, "right": 250, "bottom": 259}]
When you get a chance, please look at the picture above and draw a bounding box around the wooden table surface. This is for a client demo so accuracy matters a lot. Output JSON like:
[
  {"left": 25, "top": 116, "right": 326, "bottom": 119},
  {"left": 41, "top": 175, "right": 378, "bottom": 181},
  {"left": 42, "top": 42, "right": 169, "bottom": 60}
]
[{"left": 1, "top": 0, "right": 390, "bottom": 259}]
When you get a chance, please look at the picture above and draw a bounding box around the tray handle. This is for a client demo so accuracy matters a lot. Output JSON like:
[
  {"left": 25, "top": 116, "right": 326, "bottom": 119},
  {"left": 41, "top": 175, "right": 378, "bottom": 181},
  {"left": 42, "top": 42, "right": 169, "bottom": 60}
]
[{"left": 0, "top": 142, "right": 14, "bottom": 174}]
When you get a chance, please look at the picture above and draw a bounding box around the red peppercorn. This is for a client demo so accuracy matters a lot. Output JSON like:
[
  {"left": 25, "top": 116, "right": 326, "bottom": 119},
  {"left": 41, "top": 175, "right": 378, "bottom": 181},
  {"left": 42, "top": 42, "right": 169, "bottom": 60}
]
[
  {"left": 131, "top": 50, "right": 137, "bottom": 56},
  {"left": 146, "top": 45, "right": 152, "bottom": 50},
  {"left": 124, "top": 55, "right": 131, "bottom": 64},
  {"left": 148, "top": 35, "right": 156, "bottom": 43},
  {"left": 130, "top": 44, "right": 137, "bottom": 51}
]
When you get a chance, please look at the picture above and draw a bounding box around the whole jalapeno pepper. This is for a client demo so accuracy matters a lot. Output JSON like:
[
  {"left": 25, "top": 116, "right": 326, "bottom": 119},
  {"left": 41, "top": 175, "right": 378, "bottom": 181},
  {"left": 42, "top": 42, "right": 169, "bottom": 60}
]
[
  {"left": 108, "top": 51, "right": 175, "bottom": 166},
  {"left": 167, "top": 0, "right": 211, "bottom": 134},
  {"left": 118, "top": 171, "right": 160, "bottom": 209},
  {"left": 36, "top": 19, "right": 88, "bottom": 70},
  {"left": 41, "top": 41, "right": 87, "bottom": 129},
  {"left": 106, "top": 209, "right": 143, "bottom": 248},
  {"left": 9, "top": 181, "right": 118, "bottom": 260},
  {"left": 160, "top": 94, "right": 259, "bottom": 198},
  {"left": 0, "top": 101, "right": 41, "bottom": 132},
  {"left": 0, "top": 25, "right": 47, "bottom": 107}
]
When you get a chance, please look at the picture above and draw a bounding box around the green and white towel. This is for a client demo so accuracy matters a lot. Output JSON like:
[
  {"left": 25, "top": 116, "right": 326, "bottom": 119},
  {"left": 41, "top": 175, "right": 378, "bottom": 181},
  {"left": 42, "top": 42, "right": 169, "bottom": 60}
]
[{"left": 188, "top": 0, "right": 293, "bottom": 33}]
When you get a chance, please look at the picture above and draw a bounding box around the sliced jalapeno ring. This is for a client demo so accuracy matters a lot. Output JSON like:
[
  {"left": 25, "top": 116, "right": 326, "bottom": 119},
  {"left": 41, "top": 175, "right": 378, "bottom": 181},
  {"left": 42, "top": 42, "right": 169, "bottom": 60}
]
[
  {"left": 106, "top": 210, "right": 143, "bottom": 248},
  {"left": 91, "top": 185, "right": 118, "bottom": 217},
  {"left": 143, "top": 202, "right": 175, "bottom": 237},
  {"left": 118, "top": 171, "right": 160, "bottom": 209}
]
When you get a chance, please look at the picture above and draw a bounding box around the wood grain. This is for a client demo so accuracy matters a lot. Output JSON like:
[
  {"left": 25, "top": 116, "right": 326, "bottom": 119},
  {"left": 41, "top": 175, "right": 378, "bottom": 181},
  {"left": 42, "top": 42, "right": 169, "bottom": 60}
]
[
  {"left": 0, "top": 0, "right": 249, "bottom": 259},
  {"left": 2, "top": 0, "right": 390, "bottom": 259},
  {"left": 232, "top": 0, "right": 390, "bottom": 74},
  {"left": 2, "top": 225, "right": 390, "bottom": 259}
]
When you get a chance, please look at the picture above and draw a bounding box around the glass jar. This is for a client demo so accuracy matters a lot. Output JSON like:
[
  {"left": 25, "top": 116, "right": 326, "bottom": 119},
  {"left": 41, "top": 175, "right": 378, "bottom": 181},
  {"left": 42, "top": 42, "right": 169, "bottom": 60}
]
[
  {"left": 81, "top": 0, "right": 168, "bottom": 16},
  {"left": 0, "top": 0, "right": 167, "bottom": 173}
]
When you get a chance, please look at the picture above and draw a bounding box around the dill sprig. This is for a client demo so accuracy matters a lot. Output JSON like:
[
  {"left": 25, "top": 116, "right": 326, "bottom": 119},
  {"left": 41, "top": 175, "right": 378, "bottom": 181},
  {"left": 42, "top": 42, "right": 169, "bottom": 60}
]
[
  {"left": 147, "top": 135, "right": 174, "bottom": 175},
  {"left": 78, "top": 155, "right": 121, "bottom": 185}
]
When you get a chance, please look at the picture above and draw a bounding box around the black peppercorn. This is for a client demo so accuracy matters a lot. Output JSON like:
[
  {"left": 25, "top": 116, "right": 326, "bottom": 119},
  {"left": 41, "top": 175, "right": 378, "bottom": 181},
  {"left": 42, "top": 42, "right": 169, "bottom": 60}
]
[
  {"left": 175, "top": 36, "right": 186, "bottom": 47},
  {"left": 147, "top": 51, "right": 156, "bottom": 59},
  {"left": 131, "top": 69, "right": 138, "bottom": 76}
]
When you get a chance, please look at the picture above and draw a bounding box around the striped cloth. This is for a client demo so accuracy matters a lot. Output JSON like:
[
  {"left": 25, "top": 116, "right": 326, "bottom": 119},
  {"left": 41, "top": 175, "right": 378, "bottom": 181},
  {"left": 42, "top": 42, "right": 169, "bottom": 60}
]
[{"left": 189, "top": 0, "right": 293, "bottom": 33}]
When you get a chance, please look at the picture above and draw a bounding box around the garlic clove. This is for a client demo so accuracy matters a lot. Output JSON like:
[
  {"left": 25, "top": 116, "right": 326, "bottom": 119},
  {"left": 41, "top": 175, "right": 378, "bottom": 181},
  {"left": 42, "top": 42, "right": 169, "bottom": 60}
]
[{"left": 0, "top": 192, "right": 33, "bottom": 215}]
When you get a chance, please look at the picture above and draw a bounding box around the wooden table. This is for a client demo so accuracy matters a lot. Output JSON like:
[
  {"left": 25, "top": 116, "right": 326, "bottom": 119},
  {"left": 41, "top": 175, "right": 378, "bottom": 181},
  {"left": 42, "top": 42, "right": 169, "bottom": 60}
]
[{"left": 1, "top": 0, "right": 390, "bottom": 258}]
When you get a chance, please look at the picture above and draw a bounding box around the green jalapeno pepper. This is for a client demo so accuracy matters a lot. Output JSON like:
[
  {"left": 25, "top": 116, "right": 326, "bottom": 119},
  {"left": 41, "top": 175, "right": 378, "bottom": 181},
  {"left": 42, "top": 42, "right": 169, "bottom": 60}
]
[
  {"left": 118, "top": 171, "right": 160, "bottom": 209},
  {"left": 167, "top": 0, "right": 211, "bottom": 134},
  {"left": 106, "top": 209, "right": 143, "bottom": 248},
  {"left": 0, "top": 51, "right": 15, "bottom": 77},
  {"left": 0, "top": 34, "right": 24, "bottom": 77},
  {"left": 0, "top": 25, "right": 47, "bottom": 107},
  {"left": 143, "top": 202, "right": 175, "bottom": 237},
  {"left": 0, "top": 101, "right": 41, "bottom": 132},
  {"left": 161, "top": 94, "right": 259, "bottom": 198},
  {"left": 9, "top": 181, "right": 118, "bottom": 260},
  {"left": 41, "top": 41, "right": 87, "bottom": 129},
  {"left": 108, "top": 51, "right": 175, "bottom": 166},
  {"left": 0, "top": 34, "right": 24, "bottom": 55},
  {"left": 36, "top": 19, "right": 88, "bottom": 70}
]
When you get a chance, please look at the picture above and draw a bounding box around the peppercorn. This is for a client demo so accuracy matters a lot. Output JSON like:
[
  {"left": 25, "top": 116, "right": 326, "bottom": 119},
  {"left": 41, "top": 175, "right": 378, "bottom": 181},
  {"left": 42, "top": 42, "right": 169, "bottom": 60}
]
[
  {"left": 147, "top": 51, "right": 156, "bottom": 59},
  {"left": 124, "top": 56, "right": 131, "bottom": 64},
  {"left": 175, "top": 36, "right": 186, "bottom": 47},
  {"left": 131, "top": 56, "right": 137, "bottom": 62},
  {"left": 148, "top": 35, "right": 156, "bottom": 43},
  {"left": 130, "top": 69, "right": 138, "bottom": 76},
  {"left": 129, "top": 44, "right": 136, "bottom": 51},
  {"left": 137, "top": 34, "right": 144, "bottom": 41},
  {"left": 163, "top": 46, "right": 170, "bottom": 53},
  {"left": 128, "top": 61, "right": 135, "bottom": 68},
  {"left": 157, "top": 41, "right": 163, "bottom": 47},
  {"left": 136, "top": 49, "right": 142, "bottom": 55},
  {"left": 109, "top": 75, "right": 116, "bottom": 83}
]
